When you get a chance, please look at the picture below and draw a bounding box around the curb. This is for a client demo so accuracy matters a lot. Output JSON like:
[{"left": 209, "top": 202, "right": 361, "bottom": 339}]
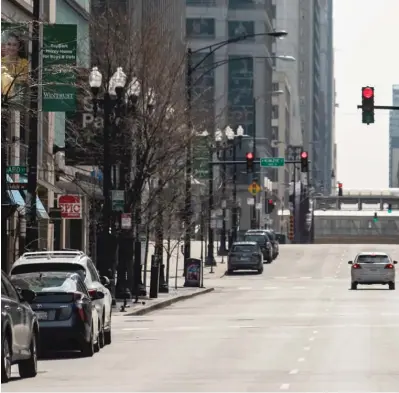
[{"left": 124, "top": 287, "right": 215, "bottom": 316}]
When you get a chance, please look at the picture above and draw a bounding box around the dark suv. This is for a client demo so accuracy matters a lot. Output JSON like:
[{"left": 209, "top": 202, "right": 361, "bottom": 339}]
[
  {"left": 243, "top": 231, "right": 273, "bottom": 263},
  {"left": 227, "top": 242, "right": 263, "bottom": 274}
]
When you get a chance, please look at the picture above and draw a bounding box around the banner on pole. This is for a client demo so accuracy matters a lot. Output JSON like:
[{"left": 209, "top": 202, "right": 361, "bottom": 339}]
[{"left": 42, "top": 24, "right": 77, "bottom": 112}]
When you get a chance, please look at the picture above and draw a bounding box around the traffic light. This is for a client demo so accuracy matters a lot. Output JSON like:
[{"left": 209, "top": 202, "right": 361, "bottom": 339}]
[
  {"left": 361, "top": 86, "right": 375, "bottom": 125},
  {"left": 266, "top": 199, "right": 275, "bottom": 214},
  {"left": 373, "top": 212, "right": 378, "bottom": 222},
  {"left": 388, "top": 203, "right": 392, "bottom": 213},
  {"left": 338, "top": 182, "right": 343, "bottom": 197},
  {"left": 300, "top": 151, "right": 308, "bottom": 172},
  {"left": 246, "top": 152, "right": 254, "bottom": 173}
]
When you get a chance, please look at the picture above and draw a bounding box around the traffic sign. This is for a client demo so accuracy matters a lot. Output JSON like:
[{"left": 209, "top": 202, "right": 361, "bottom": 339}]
[
  {"left": 260, "top": 157, "right": 285, "bottom": 167},
  {"left": 6, "top": 166, "right": 27, "bottom": 175},
  {"left": 58, "top": 195, "right": 82, "bottom": 219},
  {"left": 8, "top": 182, "right": 28, "bottom": 191},
  {"left": 248, "top": 182, "right": 261, "bottom": 195}
]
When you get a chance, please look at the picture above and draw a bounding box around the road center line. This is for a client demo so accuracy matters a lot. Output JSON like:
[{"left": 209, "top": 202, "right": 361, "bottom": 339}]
[
  {"left": 309, "top": 337, "right": 315, "bottom": 341},
  {"left": 289, "top": 369, "right": 299, "bottom": 375},
  {"left": 280, "top": 383, "right": 290, "bottom": 390},
  {"left": 303, "top": 346, "right": 311, "bottom": 351},
  {"left": 297, "top": 357, "right": 305, "bottom": 362}
]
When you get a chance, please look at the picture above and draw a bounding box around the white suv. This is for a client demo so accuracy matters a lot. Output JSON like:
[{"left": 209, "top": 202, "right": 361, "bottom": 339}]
[{"left": 10, "top": 251, "right": 113, "bottom": 346}]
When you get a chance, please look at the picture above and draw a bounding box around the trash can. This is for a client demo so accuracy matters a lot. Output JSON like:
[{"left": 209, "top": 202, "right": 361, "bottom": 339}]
[{"left": 183, "top": 258, "right": 202, "bottom": 287}]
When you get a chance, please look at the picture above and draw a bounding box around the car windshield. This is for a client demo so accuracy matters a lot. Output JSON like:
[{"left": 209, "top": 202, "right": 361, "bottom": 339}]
[
  {"left": 244, "top": 235, "right": 266, "bottom": 243},
  {"left": 231, "top": 245, "right": 256, "bottom": 253},
  {"left": 11, "top": 263, "right": 86, "bottom": 281},
  {"left": 357, "top": 255, "right": 390, "bottom": 263},
  {"left": 10, "top": 273, "right": 77, "bottom": 293}
]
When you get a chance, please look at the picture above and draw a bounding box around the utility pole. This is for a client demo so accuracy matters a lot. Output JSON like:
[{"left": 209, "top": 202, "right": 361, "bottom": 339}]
[
  {"left": 184, "top": 48, "right": 193, "bottom": 269},
  {"left": 26, "top": 0, "right": 40, "bottom": 251}
]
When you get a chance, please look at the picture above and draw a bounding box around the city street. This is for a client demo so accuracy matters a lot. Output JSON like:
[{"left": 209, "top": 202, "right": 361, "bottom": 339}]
[{"left": 4, "top": 244, "right": 399, "bottom": 392}]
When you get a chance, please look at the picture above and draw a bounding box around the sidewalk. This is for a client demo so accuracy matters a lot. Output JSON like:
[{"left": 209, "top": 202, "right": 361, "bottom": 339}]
[{"left": 112, "top": 241, "right": 226, "bottom": 316}]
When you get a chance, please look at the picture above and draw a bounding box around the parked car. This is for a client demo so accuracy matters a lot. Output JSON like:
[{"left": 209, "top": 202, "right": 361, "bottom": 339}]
[
  {"left": 243, "top": 231, "right": 273, "bottom": 262},
  {"left": 11, "top": 271, "right": 102, "bottom": 356},
  {"left": 246, "top": 229, "right": 279, "bottom": 259},
  {"left": 10, "top": 250, "right": 112, "bottom": 347},
  {"left": 274, "top": 232, "right": 289, "bottom": 244},
  {"left": 1, "top": 270, "right": 39, "bottom": 383},
  {"left": 227, "top": 242, "right": 263, "bottom": 274}
]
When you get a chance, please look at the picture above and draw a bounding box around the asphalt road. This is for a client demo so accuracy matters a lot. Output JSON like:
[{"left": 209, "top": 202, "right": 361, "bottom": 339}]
[{"left": 4, "top": 244, "right": 399, "bottom": 392}]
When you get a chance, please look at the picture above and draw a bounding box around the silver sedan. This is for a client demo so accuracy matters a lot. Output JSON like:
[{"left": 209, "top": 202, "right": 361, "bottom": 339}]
[{"left": 349, "top": 252, "right": 397, "bottom": 290}]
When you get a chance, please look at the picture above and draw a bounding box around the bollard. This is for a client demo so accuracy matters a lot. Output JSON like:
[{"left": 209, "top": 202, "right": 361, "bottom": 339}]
[{"left": 149, "top": 255, "right": 160, "bottom": 298}]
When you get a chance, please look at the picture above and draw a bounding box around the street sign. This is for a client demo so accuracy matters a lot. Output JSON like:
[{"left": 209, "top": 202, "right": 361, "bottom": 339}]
[
  {"left": 260, "top": 157, "right": 285, "bottom": 167},
  {"left": 121, "top": 213, "right": 132, "bottom": 229},
  {"left": 111, "top": 190, "right": 124, "bottom": 212},
  {"left": 58, "top": 195, "right": 82, "bottom": 219},
  {"left": 248, "top": 181, "right": 261, "bottom": 195},
  {"left": 8, "top": 182, "right": 28, "bottom": 191},
  {"left": 6, "top": 166, "right": 27, "bottom": 175}
]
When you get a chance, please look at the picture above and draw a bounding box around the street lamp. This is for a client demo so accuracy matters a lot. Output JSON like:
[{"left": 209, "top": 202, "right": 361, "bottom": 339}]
[
  {"left": 89, "top": 66, "right": 127, "bottom": 284},
  {"left": 184, "top": 30, "right": 289, "bottom": 272}
]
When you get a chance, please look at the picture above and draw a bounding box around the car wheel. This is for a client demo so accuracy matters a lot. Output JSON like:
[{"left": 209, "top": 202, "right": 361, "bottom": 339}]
[
  {"left": 389, "top": 282, "right": 395, "bottom": 290},
  {"left": 351, "top": 282, "right": 357, "bottom": 290},
  {"left": 18, "top": 332, "right": 38, "bottom": 379},
  {"left": 1, "top": 333, "right": 12, "bottom": 383},
  {"left": 81, "top": 327, "right": 94, "bottom": 357},
  {"left": 257, "top": 266, "right": 264, "bottom": 274},
  {"left": 99, "top": 317, "right": 105, "bottom": 349},
  {"left": 104, "top": 327, "right": 112, "bottom": 346},
  {"left": 94, "top": 320, "right": 101, "bottom": 353}
]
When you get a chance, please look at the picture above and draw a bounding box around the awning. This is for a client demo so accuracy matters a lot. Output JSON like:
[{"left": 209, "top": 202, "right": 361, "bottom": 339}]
[{"left": 6, "top": 175, "right": 50, "bottom": 219}]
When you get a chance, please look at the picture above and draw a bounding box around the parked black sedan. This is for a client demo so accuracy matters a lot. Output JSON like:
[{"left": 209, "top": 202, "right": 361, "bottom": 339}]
[
  {"left": 1, "top": 270, "right": 38, "bottom": 383},
  {"left": 10, "top": 271, "right": 102, "bottom": 357}
]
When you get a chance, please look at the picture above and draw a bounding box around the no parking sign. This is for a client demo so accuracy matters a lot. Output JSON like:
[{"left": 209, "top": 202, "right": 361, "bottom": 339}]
[{"left": 58, "top": 195, "right": 82, "bottom": 219}]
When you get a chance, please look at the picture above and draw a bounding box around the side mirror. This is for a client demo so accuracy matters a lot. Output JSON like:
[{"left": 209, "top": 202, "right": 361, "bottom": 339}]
[
  {"left": 100, "top": 276, "right": 110, "bottom": 286},
  {"left": 20, "top": 289, "right": 36, "bottom": 303},
  {"left": 348, "top": 261, "right": 353, "bottom": 264},
  {"left": 89, "top": 289, "right": 105, "bottom": 300},
  {"left": 393, "top": 261, "right": 398, "bottom": 264}
]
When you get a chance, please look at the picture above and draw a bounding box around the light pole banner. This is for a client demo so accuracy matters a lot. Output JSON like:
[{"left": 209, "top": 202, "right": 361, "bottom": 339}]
[{"left": 42, "top": 24, "right": 77, "bottom": 112}]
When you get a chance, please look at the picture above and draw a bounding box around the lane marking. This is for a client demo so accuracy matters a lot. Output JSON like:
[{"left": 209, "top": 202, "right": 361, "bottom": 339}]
[
  {"left": 274, "top": 276, "right": 288, "bottom": 279},
  {"left": 293, "top": 286, "right": 306, "bottom": 289},
  {"left": 289, "top": 369, "right": 299, "bottom": 375},
  {"left": 228, "top": 325, "right": 257, "bottom": 329},
  {"left": 264, "top": 286, "right": 279, "bottom": 290},
  {"left": 296, "top": 313, "right": 315, "bottom": 316},
  {"left": 280, "top": 383, "right": 290, "bottom": 390},
  {"left": 313, "top": 330, "right": 318, "bottom": 334},
  {"left": 303, "top": 346, "right": 311, "bottom": 351},
  {"left": 238, "top": 287, "right": 252, "bottom": 290},
  {"left": 300, "top": 276, "right": 312, "bottom": 279},
  {"left": 297, "top": 357, "right": 305, "bottom": 362},
  {"left": 172, "top": 326, "right": 201, "bottom": 331},
  {"left": 309, "top": 337, "right": 315, "bottom": 341}
]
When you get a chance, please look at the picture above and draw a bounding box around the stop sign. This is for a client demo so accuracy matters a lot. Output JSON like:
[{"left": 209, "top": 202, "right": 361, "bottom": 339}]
[{"left": 58, "top": 195, "right": 82, "bottom": 219}]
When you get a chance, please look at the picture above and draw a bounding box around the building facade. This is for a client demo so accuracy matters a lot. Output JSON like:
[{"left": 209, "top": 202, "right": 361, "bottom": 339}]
[
  {"left": 187, "top": 0, "right": 276, "bottom": 230},
  {"left": 389, "top": 85, "right": 399, "bottom": 188}
]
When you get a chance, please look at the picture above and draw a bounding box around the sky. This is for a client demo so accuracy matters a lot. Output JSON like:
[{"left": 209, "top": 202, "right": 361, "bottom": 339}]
[{"left": 333, "top": 0, "right": 399, "bottom": 189}]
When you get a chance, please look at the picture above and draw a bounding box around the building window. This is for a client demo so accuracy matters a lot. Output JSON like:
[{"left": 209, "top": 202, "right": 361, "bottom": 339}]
[
  {"left": 228, "top": 21, "right": 255, "bottom": 40},
  {"left": 272, "top": 83, "right": 279, "bottom": 92},
  {"left": 272, "top": 105, "right": 279, "bottom": 119},
  {"left": 186, "top": 18, "right": 215, "bottom": 39}
]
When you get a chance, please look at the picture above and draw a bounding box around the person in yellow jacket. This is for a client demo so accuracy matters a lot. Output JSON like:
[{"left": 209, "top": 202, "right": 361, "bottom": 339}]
[{"left": 1, "top": 32, "right": 29, "bottom": 83}]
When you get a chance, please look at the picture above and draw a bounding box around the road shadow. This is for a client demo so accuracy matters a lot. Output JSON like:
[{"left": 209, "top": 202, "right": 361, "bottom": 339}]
[
  {"left": 39, "top": 350, "right": 82, "bottom": 361},
  {"left": 349, "top": 287, "right": 392, "bottom": 291},
  {"left": 225, "top": 271, "right": 259, "bottom": 276}
]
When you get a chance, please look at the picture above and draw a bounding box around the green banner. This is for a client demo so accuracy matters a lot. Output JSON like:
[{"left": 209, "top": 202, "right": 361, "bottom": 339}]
[{"left": 42, "top": 24, "right": 77, "bottom": 112}]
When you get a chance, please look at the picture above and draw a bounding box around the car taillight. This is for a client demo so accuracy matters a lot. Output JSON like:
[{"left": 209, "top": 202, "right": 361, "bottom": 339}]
[
  {"left": 88, "top": 289, "right": 97, "bottom": 297},
  {"left": 72, "top": 292, "right": 85, "bottom": 321},
  {"left": 352, "top": 263, "right": 361, "bottom": 269},
  {"left": 385, "top": 264, "right": 394, "bottom": 269}
]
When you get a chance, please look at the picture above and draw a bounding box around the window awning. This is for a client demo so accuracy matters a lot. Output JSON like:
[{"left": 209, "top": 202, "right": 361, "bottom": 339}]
[{"left": 6, "top": 175, "right": 50, "bottom": 219}]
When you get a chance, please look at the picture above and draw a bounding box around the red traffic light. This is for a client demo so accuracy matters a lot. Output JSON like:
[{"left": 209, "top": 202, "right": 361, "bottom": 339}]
[
  {"left": 301, "top": 151, "right": 308, "bottom": 159},
  {"left": 268, "top": 199, "right": 274, "bottom": 204},
  {"left": 362, "top": 87, "right": 374, "bottom": 99},
  {"left": 246, "top": 152, "right": 254, "bottom": 160}
]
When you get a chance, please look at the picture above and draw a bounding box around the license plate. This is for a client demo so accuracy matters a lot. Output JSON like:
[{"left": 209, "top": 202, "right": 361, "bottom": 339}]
[
  {"left": 36, "top": 311, "right": 48, "bottom": 320},
  {"left": 241, "top": 257, "right": 249, "bottom": 261}
]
